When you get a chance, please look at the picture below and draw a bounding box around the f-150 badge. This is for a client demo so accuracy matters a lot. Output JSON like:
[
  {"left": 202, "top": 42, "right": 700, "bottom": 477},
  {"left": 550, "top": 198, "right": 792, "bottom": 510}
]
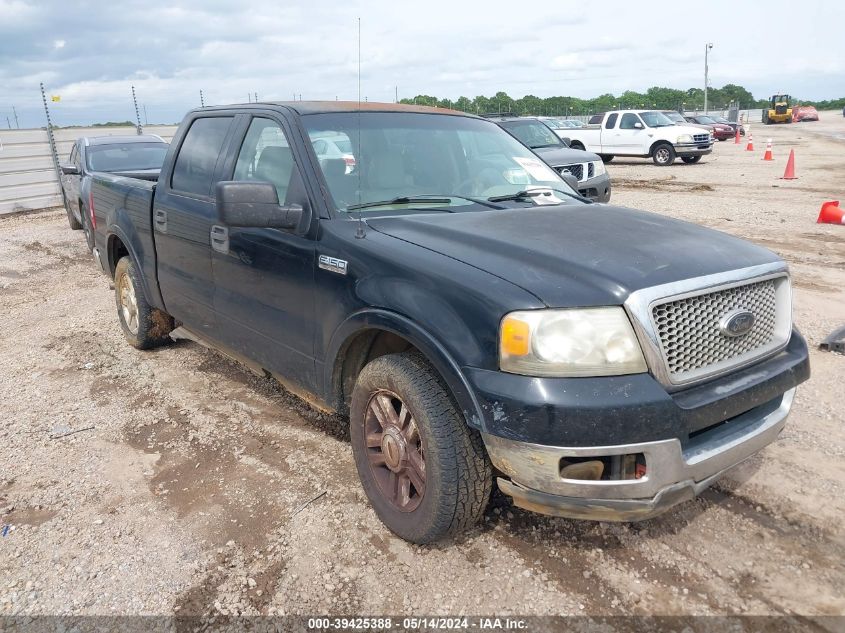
[{"left": 319, "top": 255, "right": 348, "bottom": 275}]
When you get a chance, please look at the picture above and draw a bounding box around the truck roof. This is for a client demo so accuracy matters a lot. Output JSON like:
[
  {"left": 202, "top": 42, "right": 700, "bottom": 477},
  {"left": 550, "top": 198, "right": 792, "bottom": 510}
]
[
  {"left": 85, "top": 134, "right": 166, "bottom": 146},
  {"left": 193, "top": 101, "right": 470, "bottom": 117}
]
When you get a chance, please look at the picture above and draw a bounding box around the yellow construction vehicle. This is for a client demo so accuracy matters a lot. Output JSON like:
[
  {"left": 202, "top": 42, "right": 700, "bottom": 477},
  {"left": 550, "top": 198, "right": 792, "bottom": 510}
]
[{"left": 763, "top": 94, "right": 793, "bottom": 124}]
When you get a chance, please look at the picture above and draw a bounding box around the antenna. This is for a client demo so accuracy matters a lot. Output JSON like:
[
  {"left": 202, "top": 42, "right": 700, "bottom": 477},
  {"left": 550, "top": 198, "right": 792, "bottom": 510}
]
[{"left": 355, "top": 16, "right": 365, "bottom": 239}]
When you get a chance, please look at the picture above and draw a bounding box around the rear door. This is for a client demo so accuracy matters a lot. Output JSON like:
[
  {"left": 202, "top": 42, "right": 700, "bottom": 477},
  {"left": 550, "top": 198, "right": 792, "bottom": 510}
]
[
  {"left": 210, "top": 114, "right": 318, "bottom": 389},
  {"left": 153, "top": 115, "right": 236, "bottom": 335}
]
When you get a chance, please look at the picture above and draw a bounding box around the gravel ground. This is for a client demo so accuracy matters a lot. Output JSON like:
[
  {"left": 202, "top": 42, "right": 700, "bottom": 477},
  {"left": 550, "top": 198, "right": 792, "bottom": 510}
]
[{"left": 1, "top": 113, "right": 843, "bottom": 622}]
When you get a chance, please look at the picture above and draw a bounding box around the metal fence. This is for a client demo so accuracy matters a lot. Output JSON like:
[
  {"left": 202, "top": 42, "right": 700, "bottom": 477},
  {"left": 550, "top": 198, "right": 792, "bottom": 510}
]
[{"left": 0, "top": 125, "right": 177, "bottom": 215}]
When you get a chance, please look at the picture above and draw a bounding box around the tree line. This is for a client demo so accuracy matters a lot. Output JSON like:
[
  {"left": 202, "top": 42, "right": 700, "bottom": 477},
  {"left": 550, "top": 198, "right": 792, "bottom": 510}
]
[{"left": 400, "top": 85, "right": 845, "bottom": 116}]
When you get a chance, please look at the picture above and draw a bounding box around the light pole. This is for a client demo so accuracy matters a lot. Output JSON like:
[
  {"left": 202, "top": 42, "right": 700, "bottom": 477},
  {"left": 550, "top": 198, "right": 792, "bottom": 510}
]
[{"left": 704, "top": 42, "right": 713, "bottom": 113}]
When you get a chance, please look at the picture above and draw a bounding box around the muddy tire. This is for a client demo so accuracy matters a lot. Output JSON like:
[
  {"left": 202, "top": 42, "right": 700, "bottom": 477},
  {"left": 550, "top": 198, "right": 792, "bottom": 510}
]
[
  {"left": 652, "top": 143, "right": 676, "bottom": 166},
  {"left": 80, "top": 201, "right": 95, "bottom": 252},
  {"left": 64, "top": 196, "right": 82, "bottom": 231},
  {"left": 114, "top": 256, "right": 174, "bottom": 350},
  {"left": 350, "top": 352, "right": 492, "bottom": 543},
  {"left": 681, "top": 155, "right": 703, "bottom": 164}
]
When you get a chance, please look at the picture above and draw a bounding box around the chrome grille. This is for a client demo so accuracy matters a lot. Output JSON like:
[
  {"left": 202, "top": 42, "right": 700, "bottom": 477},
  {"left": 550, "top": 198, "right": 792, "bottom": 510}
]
[
  {"left": 693, "top": 133, "right": 710, "bottom": 143},
  {"left": 557, "top": 163, "right": 583, "bottom": 181},
  {"left": 587, "top": 162, "right": 595, "bottom": 178},
  {"left": 651, "top": 278, "right": 787, "bottom": 384}
]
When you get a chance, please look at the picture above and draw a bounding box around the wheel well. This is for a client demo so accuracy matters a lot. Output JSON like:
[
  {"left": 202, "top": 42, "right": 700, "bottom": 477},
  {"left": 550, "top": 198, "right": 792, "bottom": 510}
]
[
  {"left": 649, "top": 140, "right": 672, "bottom": 156},
  {"left": 332, "top": 329, "right": 416, "bottom": 415},
  {"left": 570, "top": 140, "right": 585, "bottom": 150},
  {"left": 107, "top": 235, "right": 129, "bottom": 278}
]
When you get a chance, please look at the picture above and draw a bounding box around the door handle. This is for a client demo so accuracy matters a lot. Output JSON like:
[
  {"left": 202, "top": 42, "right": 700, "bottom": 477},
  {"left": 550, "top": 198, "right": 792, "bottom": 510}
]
[
  {"left": 210, "top": 225, "right": 229, "bottom": 254},
  {"left": 154, "top": 209, "right": 167, "bottom": 233}
]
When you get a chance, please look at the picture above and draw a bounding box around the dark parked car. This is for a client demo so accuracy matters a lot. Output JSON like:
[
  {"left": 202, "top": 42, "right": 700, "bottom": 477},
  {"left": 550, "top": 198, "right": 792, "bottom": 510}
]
[
  {"left": 88, "top": 102, "right": 809, "bottom": 543},
  {"left": 60, "top": 135, "right": 169, "bottom": 249},
  {"left": 684, "top": 115, "right": 734, "bottom": 141},
  {"left": 487, "top": 115, "right": 611, "bottom": 202}
]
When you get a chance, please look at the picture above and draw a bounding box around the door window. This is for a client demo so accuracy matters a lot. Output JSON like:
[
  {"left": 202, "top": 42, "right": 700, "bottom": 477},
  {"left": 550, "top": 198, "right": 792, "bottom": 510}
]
[
  {"left": 604, "top": 113, "right": 618, "bottom": 129},
  {"left": 171, "top": 117, "right": 233, "bottom": 197},
  {"left": 233, "top": 118, "right": 298, "bottom": 204},
  {"left": 619, "top": 113, "right": 641, "bottom": 129}
]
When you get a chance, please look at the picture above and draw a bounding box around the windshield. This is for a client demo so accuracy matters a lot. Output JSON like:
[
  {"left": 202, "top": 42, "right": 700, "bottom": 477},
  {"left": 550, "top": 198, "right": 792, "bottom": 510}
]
[
  {"left": 303, "top": 112, "right": 576, "bottom": 214},
  {"left": 499, "top": 120, "right": 562, "bottom": 149},
  {"left": 638, "top": 111, "right": 675, "bottom": 128},
  {"left": 662, "top": 112, "right": 685, "bottom": 123},
  {"left": 86, "top": 142, "right": 168, "bottom": 172},
  {"left": 711, "top": 115, "right": 730, "bottom": 124}
]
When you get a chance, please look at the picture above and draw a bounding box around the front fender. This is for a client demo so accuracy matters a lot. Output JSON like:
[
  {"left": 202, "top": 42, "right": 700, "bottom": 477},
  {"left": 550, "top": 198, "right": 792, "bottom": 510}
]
[{"left": 324, "top": 309, "right": 487, "bottom": 432}]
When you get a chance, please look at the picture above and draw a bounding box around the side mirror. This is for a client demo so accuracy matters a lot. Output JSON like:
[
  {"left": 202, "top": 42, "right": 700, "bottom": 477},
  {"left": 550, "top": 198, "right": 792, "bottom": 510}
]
[
  {"left": 215, "top": 181, "right": 305, "bottom": 231},
  {"left": 60, "top": 163, "right": 80, "bottom": 176},
  {"left": 561, "top": 173, "right": 579, "bottom": 191},
  {"left": 633, "top": 122, "right": 644, "bottom": 130}
]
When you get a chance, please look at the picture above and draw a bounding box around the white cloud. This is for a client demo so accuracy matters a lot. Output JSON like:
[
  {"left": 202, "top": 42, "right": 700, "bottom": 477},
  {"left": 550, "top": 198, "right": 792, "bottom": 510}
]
[{"left": 53, "top": 39, "right": 65, "bottom": 49}]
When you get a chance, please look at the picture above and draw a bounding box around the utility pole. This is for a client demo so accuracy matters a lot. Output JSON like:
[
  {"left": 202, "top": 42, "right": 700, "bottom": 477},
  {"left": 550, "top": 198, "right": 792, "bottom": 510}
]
[
  {"left": 12, "top": 105, "right": 19, "bottom": 129},
  {"left": 255, "top": 92, "right": 258, "bottom": 102},
  {"left": 395, "top": 86, "right": 398, "bottom": 103},
  {"left": 704, "top": 42, "right": 713, "bottom": 113}
]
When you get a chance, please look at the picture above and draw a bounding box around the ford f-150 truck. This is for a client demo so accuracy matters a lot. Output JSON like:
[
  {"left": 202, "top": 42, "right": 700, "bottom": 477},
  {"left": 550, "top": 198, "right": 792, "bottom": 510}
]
[
  {"left": 89, "top": 102, "right": 809, "bottom": 544},
  {"left": 566, "top": 110, "right": 713, "bottom": 165}
]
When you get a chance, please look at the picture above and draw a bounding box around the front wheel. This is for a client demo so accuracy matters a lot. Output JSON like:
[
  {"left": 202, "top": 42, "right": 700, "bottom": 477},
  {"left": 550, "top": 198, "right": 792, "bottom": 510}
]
[
  {"left": 80, "top": 201, "right": 95, "bottom": 252},
  {"left": 350, "top": 353, "right": 492, "bottom": 543},
  {"left": 64, "top": 195, "right": 82, "bottom": 231},
  {"left": 681, "top": 155, "right": 702, "bottom": 164},
  {"left": 652, "top": 143, "right": 676, "bottom": 166},
  {"left": 114, "top": 257, "right": 174, "bottom": 350}
]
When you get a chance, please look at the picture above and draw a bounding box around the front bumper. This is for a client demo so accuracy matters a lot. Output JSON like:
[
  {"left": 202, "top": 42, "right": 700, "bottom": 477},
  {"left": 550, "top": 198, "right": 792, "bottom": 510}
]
[
  {"left": 578, "top": 173, "right": 611, "bottom": 203},
  {"left": 674, "top": 142, "right": 713, "bottom": 157},
  {"left": 486, "top": 388, "right": 794, "bottom": 521}
]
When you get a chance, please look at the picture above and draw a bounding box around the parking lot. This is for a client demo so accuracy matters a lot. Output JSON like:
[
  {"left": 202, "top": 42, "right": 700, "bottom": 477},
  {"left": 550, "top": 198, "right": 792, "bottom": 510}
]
[{"left": 1, "top": 114, "right": 843, "bottom": 620}]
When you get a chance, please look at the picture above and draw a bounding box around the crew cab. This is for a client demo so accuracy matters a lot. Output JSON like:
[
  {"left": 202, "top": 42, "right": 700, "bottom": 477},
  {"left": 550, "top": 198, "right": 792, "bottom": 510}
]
[
  {"left": 59, "top": 135, "right": 169, "bottom": 250},
  {"left": 567, "top": 110, "right": 713, "bottom": 165},
  {"left": 88, "top": 102, "right": 809, "bottom": 543}
]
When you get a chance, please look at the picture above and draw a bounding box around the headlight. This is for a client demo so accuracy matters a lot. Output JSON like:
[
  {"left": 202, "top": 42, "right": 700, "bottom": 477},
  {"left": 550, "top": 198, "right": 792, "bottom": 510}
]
[
  {"left": 500, "top": 307, "right": 647, "bottom": 377},
  {"left": 591, "top": 160, "right": 606, "bottom": 176},
  {"left": 676, "top": 134, "right": 693, "bottom": 143}
]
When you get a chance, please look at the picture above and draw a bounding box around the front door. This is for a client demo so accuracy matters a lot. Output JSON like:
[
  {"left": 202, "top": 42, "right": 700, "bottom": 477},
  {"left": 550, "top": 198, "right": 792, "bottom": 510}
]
[
  {"left": 210, "top": 116, "right": 317, "bottom": 389},
  {"left": 153, "top": 115, "right": 236, "bottom": 335},
  {"left": 609, "top": 113, "right": 649, "bottom": 155}
]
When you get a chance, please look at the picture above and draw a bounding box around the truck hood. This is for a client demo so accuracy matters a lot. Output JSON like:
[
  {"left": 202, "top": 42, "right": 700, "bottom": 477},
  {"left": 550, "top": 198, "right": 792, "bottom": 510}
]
[
  {"left": 532, "top": 146, "right": 601, "bottom": 166},
  {"left": 673, "top": 124, "right": 710, "bottom": 136},
  {"left": 366, "top": 205, "right": 780, "bottom": 307}
]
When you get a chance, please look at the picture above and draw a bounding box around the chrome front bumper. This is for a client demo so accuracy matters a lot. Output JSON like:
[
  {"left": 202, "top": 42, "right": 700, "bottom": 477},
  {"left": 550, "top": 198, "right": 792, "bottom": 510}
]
[{"left": 484, "top": 388, "right": 795, "bottom": 521}]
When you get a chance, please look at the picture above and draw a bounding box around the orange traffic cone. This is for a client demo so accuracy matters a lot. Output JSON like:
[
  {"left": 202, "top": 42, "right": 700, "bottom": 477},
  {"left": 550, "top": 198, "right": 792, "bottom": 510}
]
[
  {"left": 746, "top": 132, "right": 754, "bottom": 152},
  {"left": 763, "top": 139, "right": 773, "bottom": 161},
  {"left": 817, "top": 201, "right": 845, "bottom": 225},
  {"left": 734, "top": 127, "right": 741, "bottom": 144},
  {"left": 781, "top": 150, "right": 797, "bottom": 179}
]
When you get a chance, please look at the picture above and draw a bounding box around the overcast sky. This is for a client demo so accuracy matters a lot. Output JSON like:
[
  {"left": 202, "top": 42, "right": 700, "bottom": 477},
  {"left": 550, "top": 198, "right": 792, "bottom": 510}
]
[{"left": 1, "top": 0, "right": 843, "bottom": 128}]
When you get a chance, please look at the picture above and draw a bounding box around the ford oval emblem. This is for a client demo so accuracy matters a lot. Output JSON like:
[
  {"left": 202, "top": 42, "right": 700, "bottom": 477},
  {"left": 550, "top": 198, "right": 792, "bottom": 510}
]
[{"left": 719, "top": 309, "right": 756, "bottom": 337}]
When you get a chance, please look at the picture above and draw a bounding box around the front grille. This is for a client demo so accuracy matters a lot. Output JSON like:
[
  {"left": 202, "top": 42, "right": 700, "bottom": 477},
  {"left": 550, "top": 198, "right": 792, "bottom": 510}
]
[
  {"left": 651, "top": 278, "right": 787, "bottom": 384},
  {"left": 558, "top": 163, "right": 583, "bottom": 181},
  {"left": 587, "top": 162, "right": 595, "bottom": 178},
  {"left": 693, "top": 134, "right": 710, "bottom": 143}
]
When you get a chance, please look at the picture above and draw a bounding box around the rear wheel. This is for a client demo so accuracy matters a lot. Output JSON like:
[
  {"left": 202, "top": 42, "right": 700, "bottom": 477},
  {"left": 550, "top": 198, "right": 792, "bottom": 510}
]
[
  {"left": 681, "top": 155, "right": 702, "bottom": 164},
  {"left": 652, "top": 143, "right": 676, "bottom": 166},
  {"left": 114, "top": 256, "right": 174, "bottom": 350},
  {"left": 350, "top": 353, "right": 492, "bottom": 543}
]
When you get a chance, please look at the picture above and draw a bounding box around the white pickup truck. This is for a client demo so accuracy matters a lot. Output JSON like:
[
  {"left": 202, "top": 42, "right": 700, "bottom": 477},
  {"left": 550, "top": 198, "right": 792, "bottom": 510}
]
[{"left": 566, "top": 110, "right": 713, "bottom": 166}]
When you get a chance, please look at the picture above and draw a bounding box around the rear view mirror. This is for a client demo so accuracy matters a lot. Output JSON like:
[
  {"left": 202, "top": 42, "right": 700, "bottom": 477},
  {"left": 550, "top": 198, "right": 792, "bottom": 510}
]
[
  {"left": 561, "top": 173, "right": 579, "bottom": 191},
  {"left": 215, "top": 181, "right": 305, "bottom": 231},
  {"left": 633, "top": 122, "right": 644, "bottom": 130},
  {"left": 60, "top": 163, "right": 79, "bottom": 176}
]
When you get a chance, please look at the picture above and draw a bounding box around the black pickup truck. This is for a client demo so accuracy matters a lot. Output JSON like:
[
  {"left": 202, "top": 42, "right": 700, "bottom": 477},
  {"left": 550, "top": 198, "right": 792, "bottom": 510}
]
[{"left": 89, "top": 102, "right": 809, "bottom": 544}]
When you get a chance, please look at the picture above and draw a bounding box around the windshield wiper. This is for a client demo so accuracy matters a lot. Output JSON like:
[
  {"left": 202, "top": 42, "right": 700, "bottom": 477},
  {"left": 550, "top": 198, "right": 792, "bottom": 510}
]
[
  {"left": 346, "top": 196, "right": 453, "bottom": 211},
  {"left": 488, "top": 188, "right": 592, "bottom": 204},
  {"left": 346, "top": 194, "right": 503, "bottom": 212}
]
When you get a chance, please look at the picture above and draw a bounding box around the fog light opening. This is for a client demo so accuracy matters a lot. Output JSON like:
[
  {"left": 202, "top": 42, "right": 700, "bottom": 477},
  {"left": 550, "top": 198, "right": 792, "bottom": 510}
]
[{"left": 559, "top": 453, "right": 647, "bottom": 481}]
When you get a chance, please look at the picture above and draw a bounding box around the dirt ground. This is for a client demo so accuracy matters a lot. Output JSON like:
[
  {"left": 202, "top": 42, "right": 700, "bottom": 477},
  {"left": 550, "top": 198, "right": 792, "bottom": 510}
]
[{"left": 1, "top": 112, "right": 844, "bottom": 622}]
